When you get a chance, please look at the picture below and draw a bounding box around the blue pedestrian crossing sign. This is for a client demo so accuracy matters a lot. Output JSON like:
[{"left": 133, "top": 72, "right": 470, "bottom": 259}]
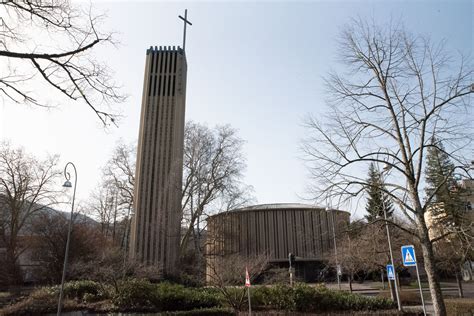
[
  {"left": 401, "top": 245, "right": 417, "bottom": 266},
  {"left": 386, "top": 264, "right": 395, "bottom": 280}
]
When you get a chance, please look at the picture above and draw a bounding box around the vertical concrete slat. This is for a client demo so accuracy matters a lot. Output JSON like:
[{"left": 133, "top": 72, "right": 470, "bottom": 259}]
[
  {"left": 150, "top": 49, "right": 163, "bottom": 265},
  {"left": 139, "top": 51, "right": 156, "bottom": 262},
  {"left": 130, "top": 49, "right": 152, "bottom": 259}
]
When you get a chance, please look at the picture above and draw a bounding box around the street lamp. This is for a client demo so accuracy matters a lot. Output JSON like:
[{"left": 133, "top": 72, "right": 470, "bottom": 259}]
[
  {"left": 326, "top": 206, "right": 341, "bottom": 290},
  {"left": 57, "top": 162, "right": 77, "bottom": 316},
  {"left": 381, "top": 165, "right": 401, "bottom": 311}
]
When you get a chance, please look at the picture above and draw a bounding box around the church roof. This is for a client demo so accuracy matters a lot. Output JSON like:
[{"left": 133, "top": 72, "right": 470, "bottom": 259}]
[
  {"left": 234, "top": 203, "right": 325, "bottom": 211},
  {"left": 209, "top": 203, "right": 350, "bottom": 217}
]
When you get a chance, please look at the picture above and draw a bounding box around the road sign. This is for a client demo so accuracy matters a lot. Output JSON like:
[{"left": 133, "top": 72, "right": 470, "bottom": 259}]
[
  {"left": 401, "top": 245, "right": 426, "bottom": 315},
  {"left": 245, "top": 266, "right": 251, "bottom": 287},
  {"left": 386, "top": 264, "right": 395, "bottom": 280},
  {"left": 401, "top": 245, "right": 417, "bottom": 266}
]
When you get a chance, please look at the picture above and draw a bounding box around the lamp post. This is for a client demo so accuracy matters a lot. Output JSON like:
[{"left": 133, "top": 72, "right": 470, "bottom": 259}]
[
  {"left": 381, "top": 165, "right": 401, "bottom": 311},
  {"left": 326, "top": 207, "right": 341, "bottom": 290},
  {"left": 57, "top": 162, "right": 77, "bottom": 316}
]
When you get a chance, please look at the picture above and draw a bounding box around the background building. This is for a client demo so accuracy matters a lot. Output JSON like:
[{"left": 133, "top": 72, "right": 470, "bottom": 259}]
[
  {"left": 424, "top": 179, "right": 474, "bottom": 281},
  {"left": 206, "top": 203, "right": 350, "bottom": 283},
  {"left": 425, "top": 179, "right": 474, "bottom": 240},
  {"left": 129, "top": 46, "right": 187, "bottom": 274}
]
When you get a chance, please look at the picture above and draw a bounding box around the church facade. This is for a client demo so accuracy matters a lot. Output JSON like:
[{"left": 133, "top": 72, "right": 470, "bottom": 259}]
[{"left": 129, "top": 46, "right": 187, "bottom": 274}]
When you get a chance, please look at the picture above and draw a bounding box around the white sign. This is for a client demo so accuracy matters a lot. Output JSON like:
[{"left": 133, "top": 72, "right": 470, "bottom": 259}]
[{"left": 245, "top": 266, "right": 251, "bottom": 287}]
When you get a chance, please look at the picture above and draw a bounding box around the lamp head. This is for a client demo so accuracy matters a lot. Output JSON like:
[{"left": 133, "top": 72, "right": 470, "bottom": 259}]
[{"left": 63, "top": 180, "right": 72, "bottom": 188}]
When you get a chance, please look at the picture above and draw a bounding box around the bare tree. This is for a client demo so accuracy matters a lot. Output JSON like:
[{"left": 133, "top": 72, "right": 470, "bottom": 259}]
[
  {"left": 87, "top": 182, "right": 117, "bottom": 240},
  {"left": 0, "top": 1, "right": 125, "bottom": 125},
  {"left": 87, "top": 140, "right": 136, "bottom": 247},
  {"left": 180, "top": 121, "right": 254, "bottom": 255},
  {"left": 102, "top": 140, "right": 136, "bottom": 248},
  {"left": 0, "top": 142, "right": 60, "bottom": 284},
  {"left": 329, "top": 222, "right": 366, "bottom": 292},
  {"left": 103, "top": 140, "right": 135, "bottom": 213},
  {"left": 205, "top": 253, "right": 269, "bottom": 311},
  {"left": 431, "top": 194, "right": 473, "bottom": 298},
  {"left": 30, "top": 210, "right": 104, "bottom": 284},
  {"left": 329, "top": 218, "right": 416, "bottom": 296},
  {"left": 302, "top": 19, "right": 473, "bottom": 315},
  {"left": 435, "top": 235, "right": 472, "bottom": 298}
]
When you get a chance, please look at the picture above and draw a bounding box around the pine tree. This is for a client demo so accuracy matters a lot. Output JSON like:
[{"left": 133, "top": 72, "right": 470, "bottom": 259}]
[
  {"left": 424, "top": 138, "right": 464, "bottom": 225},
  {"left": 365, "top": 162, "right": 394, "bottom": 222}
]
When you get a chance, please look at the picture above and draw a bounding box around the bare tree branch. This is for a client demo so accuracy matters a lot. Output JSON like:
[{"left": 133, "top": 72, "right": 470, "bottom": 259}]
[{"left": 0, "top": 0, "right": 126, "bottom": 126}]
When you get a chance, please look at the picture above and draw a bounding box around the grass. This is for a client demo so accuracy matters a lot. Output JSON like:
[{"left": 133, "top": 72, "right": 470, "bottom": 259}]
[
  {"left": 445, "top": 298, "right": 474, "bottom": 315},
  {"left": 378, "top": 290, "right": 425, "bottom": 306},
  {"left": 407, "top": 281, "right": 429, "bottom": 289}
]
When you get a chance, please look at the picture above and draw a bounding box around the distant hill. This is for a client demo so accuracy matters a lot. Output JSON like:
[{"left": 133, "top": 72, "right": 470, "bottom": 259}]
[{"left": 0, "top": 194, "right": 98, "bottom": 237}]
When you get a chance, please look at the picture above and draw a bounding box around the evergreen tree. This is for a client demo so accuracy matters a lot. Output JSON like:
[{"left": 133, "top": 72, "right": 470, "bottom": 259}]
[
  {"left": 424, "top": 138, "right": 464, "bottom": 224},
  {"left": 365, "top": 162, "right": 394, "bottom": 222}
]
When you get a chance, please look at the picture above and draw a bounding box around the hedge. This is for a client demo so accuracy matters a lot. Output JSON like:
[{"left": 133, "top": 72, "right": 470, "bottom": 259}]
[
  {"left": 112, "top": 279, "right": 222, "bottom": 312},
  {"left": 1, "top": 279, "right": 397, "bottom": 314},
  {"left": 250, "top": 283, "right": 395, "bottom": 312}
]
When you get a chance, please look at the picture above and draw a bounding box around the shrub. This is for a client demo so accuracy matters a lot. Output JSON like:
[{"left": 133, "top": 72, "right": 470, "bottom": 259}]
[
  {"left": 186, "top": 288, "right": 222, "bottom": 309},
  {"left": 112, "top": 278, "right": 156, "bottom": 310},
  {"left": 293, "top": 283, "right": 319, "bottom": 311},
  {"left": 216, "top": 286, "right": 248, "bottom": 310},
  {"left": 153, "top": 282, "right": 221, "bottom": 311},
  {"left": 268, "top": 283, "right": 296, "bottom": 309},
  {"left": 250, "top": 285, "right": 272, "bottom": 307},
  {"left": 62, "top": 280, "right": 107, "bottom": 302},
  {"left": 250, "top": 283, "right": 395, "bottom": 312},
  {"left": 161, "top": 307, "right": 236, "bottom": 315},
  {"left": 111, "top": 279, "right": 222, "bottom": 312}
]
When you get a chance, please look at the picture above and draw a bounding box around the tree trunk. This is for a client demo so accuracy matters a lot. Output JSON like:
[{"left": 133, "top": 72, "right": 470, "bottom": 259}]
[
  {"left": 455, "top": 270, "right": 464, "bottom": 298},
  {"left": 417, "top": 215, "right": 447, "bottom": 316},
  {"left": 381, "top": 269, "right": 385, "bottom": 290},
  {"left": 5, "top": 248, "right": 21, "bottom": 286},
  {"left": 349, "top": 272, "right": 353, "bottom": 292}
]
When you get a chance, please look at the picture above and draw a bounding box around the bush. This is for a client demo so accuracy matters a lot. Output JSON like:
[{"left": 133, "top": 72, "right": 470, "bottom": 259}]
[
  {"left": 272, "top": 284, "right": 296, "bottom": 309},
  {"left": 62, "top": 280, "right": 107, "bottom": 302},
  {"left": 215, "top": 286, "right": 248, "bottom": 310},
  {"left": 153, "top": 282, "right": 221, "bottom": 311},
  {"left": 250, "top": 283, "right": 395, "bottom": 312},
  {"left": 112, "top": 279, "right": 222, "bottom": 312},
  {"left": 161, "top": 307, "right": 236, "bottom": 315},
  {"left": 112, "top": 278, "right": 156, "bottom": 310}
]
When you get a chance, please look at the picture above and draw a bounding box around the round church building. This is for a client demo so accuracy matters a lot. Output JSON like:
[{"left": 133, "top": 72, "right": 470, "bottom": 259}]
[{"left": 205, "top": 203, "right": 350, "bottom": 283}]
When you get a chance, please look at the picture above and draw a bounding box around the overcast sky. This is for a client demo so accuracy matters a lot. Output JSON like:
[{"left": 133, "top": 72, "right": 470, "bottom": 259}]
[{"left": 0, "top": 0, "right": 472, "bottom": 218}]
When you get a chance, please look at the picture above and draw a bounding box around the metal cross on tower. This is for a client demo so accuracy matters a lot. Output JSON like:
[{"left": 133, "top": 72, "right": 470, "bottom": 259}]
[{"left": 178, "top": 9, "right": 192, "bottom": 51}]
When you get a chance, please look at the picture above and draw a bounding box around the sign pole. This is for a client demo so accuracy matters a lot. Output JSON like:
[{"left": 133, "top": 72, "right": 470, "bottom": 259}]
[
  {"left": 401, "top": 245, "right": 425, "bottom": 316},
  {"left": 415, "top": 262, "right": 426, "bottom": 316},
  {"left": 247, "top": 285, "right": 252, "bottom": 316},
  {"left": 289, "top": 253, "right": 294, "bottom": 287},
  {"left": 245, "top": 266, "right": 251, "bottom": 316}
]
